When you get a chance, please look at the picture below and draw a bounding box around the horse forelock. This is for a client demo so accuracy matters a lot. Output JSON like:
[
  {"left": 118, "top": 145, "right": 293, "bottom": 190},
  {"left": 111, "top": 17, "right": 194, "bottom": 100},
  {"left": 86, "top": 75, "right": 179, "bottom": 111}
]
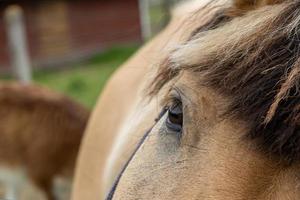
[{"left": 149, "top": 0, "right": 300, "bottom": 163}]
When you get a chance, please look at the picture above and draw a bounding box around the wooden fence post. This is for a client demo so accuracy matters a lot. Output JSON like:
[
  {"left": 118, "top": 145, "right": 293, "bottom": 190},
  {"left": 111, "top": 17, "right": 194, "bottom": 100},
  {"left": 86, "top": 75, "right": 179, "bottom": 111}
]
[
  {"left": 5, "top": 5, "right": 32, "bottom": 83},
  {"left": 139, "top": 0, "right": 152, "bottom": 41}
]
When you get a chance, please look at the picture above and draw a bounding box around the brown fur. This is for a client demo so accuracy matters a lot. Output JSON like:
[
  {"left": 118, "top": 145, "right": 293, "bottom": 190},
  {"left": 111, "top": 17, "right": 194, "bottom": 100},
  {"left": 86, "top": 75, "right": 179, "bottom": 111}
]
[
  {"left": 71, "top": 1, "right": 226, "bottom": 199},
  {"left": 150, "top": 1, "right": 300, "bottom": 163},
  {"left": 0, "top": 82, "right": 89, "bottom": 200},
  {"left": 72, "top": 0, "right": 300, "bottom": 199},
  {"left": 230, "top": 0, "right": 284, "bottom": 15},
  {"left": 189, "top": 0, "right": 285, "bottom": 41}
]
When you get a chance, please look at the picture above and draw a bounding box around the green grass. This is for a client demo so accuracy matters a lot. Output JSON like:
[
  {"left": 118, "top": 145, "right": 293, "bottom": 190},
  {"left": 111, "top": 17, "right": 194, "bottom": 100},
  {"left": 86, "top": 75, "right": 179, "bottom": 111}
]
[{"left": 34, "top": 45, "right": 139, "bottom": 108}]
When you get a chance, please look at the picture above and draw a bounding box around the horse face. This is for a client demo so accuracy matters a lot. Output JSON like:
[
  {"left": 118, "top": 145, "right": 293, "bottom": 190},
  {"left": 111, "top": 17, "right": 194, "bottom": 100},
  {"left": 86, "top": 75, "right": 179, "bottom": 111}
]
[
  {"left": 110, "top": 71, "right": 300, "bottom": 199},
  {"left": 105, "top": 1, "right": 300, "bottom": 199}
]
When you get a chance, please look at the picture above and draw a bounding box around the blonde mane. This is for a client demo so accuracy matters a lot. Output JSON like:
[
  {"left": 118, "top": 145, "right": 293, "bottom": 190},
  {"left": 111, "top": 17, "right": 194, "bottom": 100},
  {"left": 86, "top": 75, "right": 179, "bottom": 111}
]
[{"left": 150, "top": 0, "right": 300, "bottom": 163}]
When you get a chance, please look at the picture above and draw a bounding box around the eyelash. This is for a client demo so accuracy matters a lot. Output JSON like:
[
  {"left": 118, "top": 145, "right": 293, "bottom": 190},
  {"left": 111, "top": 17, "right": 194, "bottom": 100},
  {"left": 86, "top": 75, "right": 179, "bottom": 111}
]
[{"left": 162, "top": 88, "right": 182, "bottom": 108}]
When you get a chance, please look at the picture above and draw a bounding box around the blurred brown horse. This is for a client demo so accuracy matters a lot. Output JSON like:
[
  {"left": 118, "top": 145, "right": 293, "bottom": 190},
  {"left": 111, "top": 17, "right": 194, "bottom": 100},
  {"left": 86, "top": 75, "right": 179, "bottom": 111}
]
[
  {"left": 0, "top": 83, "right": 89, "bottom": 200},
  {"left": 73, "top": 0, "right": 300, "bottom": 199}
]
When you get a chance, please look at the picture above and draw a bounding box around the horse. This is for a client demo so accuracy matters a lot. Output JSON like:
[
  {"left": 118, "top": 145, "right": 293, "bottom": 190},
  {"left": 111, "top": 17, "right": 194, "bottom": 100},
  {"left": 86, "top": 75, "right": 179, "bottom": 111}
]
[
  {"left": 72, "top": 0, "right": 300, "bottom": 199},
  {"left": 0, "top": 82, "right": 89, "bottom": 200}
]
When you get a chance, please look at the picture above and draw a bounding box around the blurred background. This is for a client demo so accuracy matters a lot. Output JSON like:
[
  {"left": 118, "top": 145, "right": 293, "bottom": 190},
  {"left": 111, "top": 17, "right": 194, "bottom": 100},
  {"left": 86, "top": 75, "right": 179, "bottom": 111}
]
[
  {"left": 0, "top": 1, "right": 183, "bottom": 199},
  {"left": 0, "top": 0, "right": 181, "bottom": 109}
]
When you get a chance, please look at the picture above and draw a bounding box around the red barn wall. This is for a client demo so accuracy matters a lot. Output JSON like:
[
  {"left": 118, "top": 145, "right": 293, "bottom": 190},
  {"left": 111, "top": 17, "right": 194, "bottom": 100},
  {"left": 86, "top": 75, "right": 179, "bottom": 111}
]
[
  {"left": 0, "top": 12, "right": 10, "bottom": 70},
  {"left": 0, "top": 0, "right": 141, "bottom": 71}
]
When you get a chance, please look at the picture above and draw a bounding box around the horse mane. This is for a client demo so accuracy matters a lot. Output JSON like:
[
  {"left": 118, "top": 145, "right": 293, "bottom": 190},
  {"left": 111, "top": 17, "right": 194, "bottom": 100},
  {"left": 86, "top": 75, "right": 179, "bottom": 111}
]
[
  {"left": 231, "top": 0, "right": 284, "bottom": 15},
  {"left": 149, "top": 0, "right": 300, "bottom": 163}
]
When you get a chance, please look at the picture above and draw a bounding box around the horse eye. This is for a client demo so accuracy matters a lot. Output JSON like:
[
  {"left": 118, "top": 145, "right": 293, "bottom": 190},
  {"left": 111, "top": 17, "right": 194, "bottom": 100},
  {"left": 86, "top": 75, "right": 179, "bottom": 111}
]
[{"left": 166, "top": 102, "right": 183, "bottom": 133}]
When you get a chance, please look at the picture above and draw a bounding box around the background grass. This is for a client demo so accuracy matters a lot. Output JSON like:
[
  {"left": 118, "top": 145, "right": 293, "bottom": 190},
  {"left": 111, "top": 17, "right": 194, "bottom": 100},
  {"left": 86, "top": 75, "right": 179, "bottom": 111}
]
[{"left": 34, "top": 45, "right": 139, "bottom": 108}]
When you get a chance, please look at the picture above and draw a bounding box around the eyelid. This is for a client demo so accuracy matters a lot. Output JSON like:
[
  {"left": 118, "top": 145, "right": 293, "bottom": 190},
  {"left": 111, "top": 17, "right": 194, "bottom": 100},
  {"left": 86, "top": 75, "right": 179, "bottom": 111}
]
[
  {"left": 160, "top": 85, "right": 184, "bottom": 108},
  {"left": 160, "top": 88, "right": 181, "bottom": 109},
  {"left": 169, "top": 89, "right": 181, "bottom": 103},
  {"left": 173, "top": 85, "right": 195, "bottom": 106}
]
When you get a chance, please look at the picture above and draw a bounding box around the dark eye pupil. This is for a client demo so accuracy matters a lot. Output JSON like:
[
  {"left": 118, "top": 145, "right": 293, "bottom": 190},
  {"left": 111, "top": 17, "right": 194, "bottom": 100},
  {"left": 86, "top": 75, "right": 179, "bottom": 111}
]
[
  {"left": 166, "top": 102, "right": 183, "bottom": 132},
  {"left": 169, "top": 108, "right": 182, "bottom": 125}
]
